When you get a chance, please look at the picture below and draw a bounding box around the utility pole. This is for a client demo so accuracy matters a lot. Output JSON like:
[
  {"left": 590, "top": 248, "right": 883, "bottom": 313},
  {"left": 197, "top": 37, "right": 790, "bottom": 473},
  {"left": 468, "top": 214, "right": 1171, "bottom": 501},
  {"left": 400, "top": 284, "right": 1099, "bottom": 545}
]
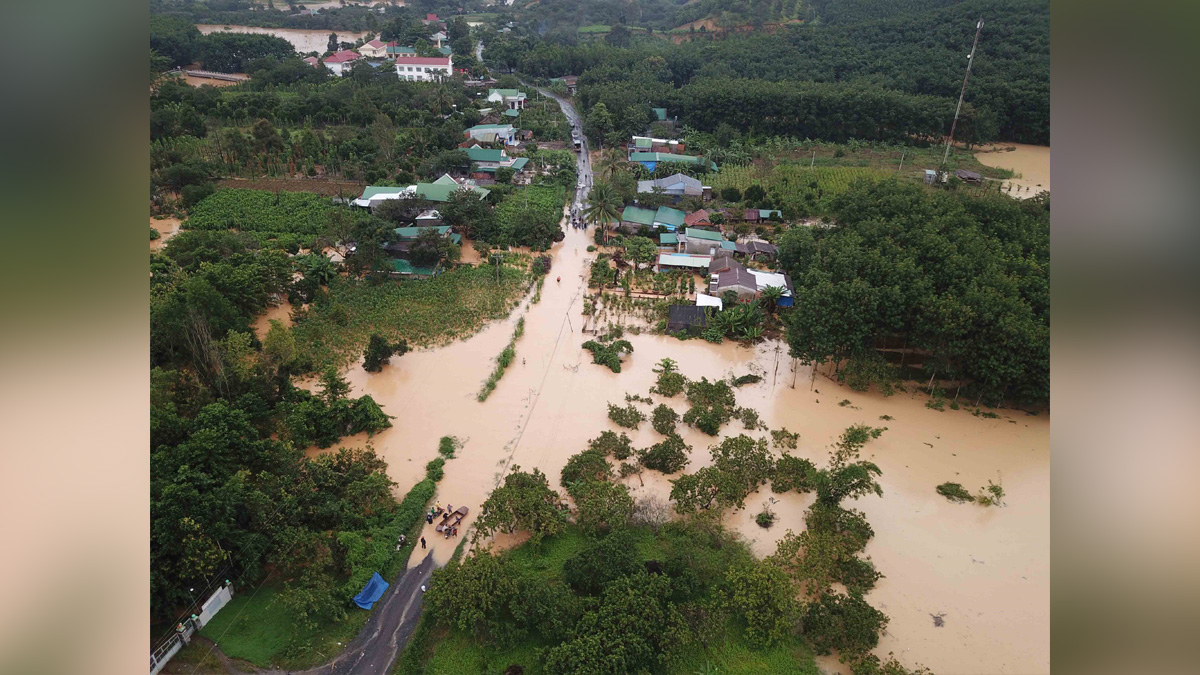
[{"left": 940, "top": 17, "right": 984, "bottom": 170}]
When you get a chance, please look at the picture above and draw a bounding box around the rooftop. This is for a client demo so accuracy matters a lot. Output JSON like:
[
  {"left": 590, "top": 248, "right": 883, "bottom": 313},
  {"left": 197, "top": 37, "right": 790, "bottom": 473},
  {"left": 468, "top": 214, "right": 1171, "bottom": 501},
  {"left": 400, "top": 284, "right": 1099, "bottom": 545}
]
[
  {"left": 489, "top": 88, "right": 526, "bottom": 98},
  {"left": 395, "top": 56, "right": 451, "bottom": 66},
  {"left": 324, "top": 50, "right": 362, "bottom": 64},
  {"left": 467, "top": 146, "right": 506, "bottom": 162},
  {"left": 658, "top": 253, "right": 712, "bottom": 269},
  {"left": 686, "top": 227, "right": 725, "bottom": 242},
  {"left": 660, "top": 233, "right": 679, "bottom": 245},
  {"left": 622, "top": 206, "right": 657, "bottom": 226},
  {"left": 652, "top": 107, "right": 668, "bottom": 121},
  {"left": 654, "top": 206, "right": 686, "bottom": 227}
]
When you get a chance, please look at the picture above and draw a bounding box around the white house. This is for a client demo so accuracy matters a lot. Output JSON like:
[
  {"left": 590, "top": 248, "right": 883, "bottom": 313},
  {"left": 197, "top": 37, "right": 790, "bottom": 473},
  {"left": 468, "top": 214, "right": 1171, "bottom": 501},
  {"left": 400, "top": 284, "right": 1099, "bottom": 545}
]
[
  {"left": 431, "top": 31, "right": 447, "bottom": 47},
  {"left": 486, "top": 88, "right": 527, "bottom": 110},
  {"left": 358, "top": 39, "right": 388, "bottom": 59},
  {"left": 322, "top": 50, "right": 362, "bottom": 77},
  {"left": 395, "top": 55, "right": 452, "bottom": 82}
]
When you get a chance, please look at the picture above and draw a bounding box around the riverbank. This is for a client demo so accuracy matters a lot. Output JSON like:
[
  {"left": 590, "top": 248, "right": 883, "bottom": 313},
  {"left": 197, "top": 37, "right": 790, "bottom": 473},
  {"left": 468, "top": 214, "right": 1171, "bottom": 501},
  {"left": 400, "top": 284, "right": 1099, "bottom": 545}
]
[
  {"left": 196, "top": 24, "right": 369, "bottom": 53},
  {"left": 975, "top": 143, "right": 1050, "bottom": 197}
]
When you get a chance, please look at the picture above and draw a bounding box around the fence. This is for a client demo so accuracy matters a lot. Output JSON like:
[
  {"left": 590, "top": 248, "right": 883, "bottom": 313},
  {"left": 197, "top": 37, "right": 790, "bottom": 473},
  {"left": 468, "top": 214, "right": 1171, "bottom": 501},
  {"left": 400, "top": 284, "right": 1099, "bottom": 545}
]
[{"left": 149, "top": 581, "right": 234, "bottom": 675}]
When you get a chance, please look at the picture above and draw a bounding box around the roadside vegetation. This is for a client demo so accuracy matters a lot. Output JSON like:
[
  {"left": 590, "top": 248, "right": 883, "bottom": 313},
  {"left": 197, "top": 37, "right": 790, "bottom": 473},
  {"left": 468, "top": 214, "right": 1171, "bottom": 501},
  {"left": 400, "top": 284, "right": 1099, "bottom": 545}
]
[{"left": 478, "top": 317, "right": 526, "bottom": 401}]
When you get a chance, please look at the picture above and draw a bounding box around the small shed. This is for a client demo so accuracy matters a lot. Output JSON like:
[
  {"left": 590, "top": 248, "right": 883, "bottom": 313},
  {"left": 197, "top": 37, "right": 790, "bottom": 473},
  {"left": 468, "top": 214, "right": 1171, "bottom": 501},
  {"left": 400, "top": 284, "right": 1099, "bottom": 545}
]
[
  {"left": 667, "top": 305, "right": 708, "bottom": 334},
  {"left": 955, "top": 169, "right": 983, "bottom": 183}
]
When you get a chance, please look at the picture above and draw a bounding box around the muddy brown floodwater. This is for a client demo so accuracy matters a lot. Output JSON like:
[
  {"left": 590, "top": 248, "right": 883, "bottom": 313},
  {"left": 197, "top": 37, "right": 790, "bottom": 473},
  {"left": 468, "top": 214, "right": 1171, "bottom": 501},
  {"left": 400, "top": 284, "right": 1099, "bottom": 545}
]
[
  {"left": 150, "top": 217, "right": 181, "bottom": 252},
  {"left": 195, "top": 25, "right": 370, "bottom": 53},
  {"left": 309, "top": 222, "right": 1049, "bottom": 674},
  {"left": 975, "top": 143, "right": 1051, "bottom": 197}
]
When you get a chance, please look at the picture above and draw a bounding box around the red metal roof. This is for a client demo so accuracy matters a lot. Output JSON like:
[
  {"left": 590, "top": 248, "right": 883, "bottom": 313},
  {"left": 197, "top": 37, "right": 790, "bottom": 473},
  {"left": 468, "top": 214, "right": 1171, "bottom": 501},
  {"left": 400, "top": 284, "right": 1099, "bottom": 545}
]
[
  {"left": 684, "top": 209, "right": 711, "bottom": 226},
  {"left": 364, "top": 39, "right": 386, "bottom": 49},
  {"left": 395, "top": 56, "right": 451, "bottom": 66},
  {"left": 324, "top": 50, "right": 362, "bottom": 63}
]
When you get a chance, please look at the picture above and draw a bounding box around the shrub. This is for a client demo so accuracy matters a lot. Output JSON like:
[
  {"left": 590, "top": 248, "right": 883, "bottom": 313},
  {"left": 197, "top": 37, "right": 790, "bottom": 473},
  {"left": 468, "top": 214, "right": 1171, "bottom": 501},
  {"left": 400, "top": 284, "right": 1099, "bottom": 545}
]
[
  {"left": 977, "top": 479, "right": 1005, "bottom": 507},
  {"left": 582, "top": 338, "right": 633, "bottom": 373},
  {"left": 363, "top": 333, "right": 408, "bottom": 372},
  {"left": 936, "top": 482, "right": 974, "bottom": 503},
  {"left": 770, "top": 427, "right": 800, "bottom": 450},
  {"left": 801, "top": 592, "right": 888, "bottom": 656},
  {"left": 438, "top": 436, "right": 459, "bottom": 459},
  {"left": 588, "top": 430, "right": 633, "bottom": 460},
  {"left": 607, "top": 403, "right": 646, "bottom": 429},
  {"left": 650, "top": 358, "right": 686, "bottom": 397},
  {"left": 573, "top": 480, "right": 634, "bottom": 535},
  {"left": 756, "top": 510, "right": 776, "bottom": 528},
  {"left": 732, "top": 374, "right": 762, "bottom": 386},
  {"left": 737, "top": 406, "right": 766, "bottom": 430},
  {"left": 651, "top": 404, "right": 679, "bottom": 435},
  {"left": 425, "top": 457, "right": 445, "bottom": 482},
  {"left": 638, "top": 433, "right": 690, "bottom": 474}
]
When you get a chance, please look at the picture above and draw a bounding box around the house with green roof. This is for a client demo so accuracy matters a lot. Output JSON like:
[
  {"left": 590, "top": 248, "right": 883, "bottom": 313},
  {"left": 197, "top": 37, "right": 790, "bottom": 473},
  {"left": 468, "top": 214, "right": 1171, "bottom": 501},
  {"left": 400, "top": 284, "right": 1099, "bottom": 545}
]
[
  {"left": 486, "top": 88, "right": 527, "bottom": 109},
  {"left": 682, "top": 227, "right": 729, "bottom": 255},
  {"left": 466, "top": 145, "right": 531, "bottom": 177},
  {"left": 652, "top": 107, "right": 668, "bottom": 121},
  {"left": 629, "top": 152, "right": 717, "bottom": 172},
  {"left": 414, "top": 181, "right": 490, "bottom": 202},
  {"left": 621, "top": 206, "right": 657, "bottom": 229},
  {"left": 653, "top": 206, "right": 686, "bottom": 231},
  {"left": 388, "top": 258, "right": 439, "bottom": 278},
  {"left": 503, "top": 108, "right": 520, "bottom": 118}
]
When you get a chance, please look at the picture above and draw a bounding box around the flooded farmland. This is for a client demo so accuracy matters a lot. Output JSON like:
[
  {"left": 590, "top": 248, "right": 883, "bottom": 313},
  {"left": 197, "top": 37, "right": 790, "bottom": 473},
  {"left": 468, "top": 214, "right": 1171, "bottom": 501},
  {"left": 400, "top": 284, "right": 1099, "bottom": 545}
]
[
  {"left": 976, "top": 143, "right": 1051, "bottom": 197},
  {"left": 195, "top": 24, "right": 370, "bottom": 53},
  {"left": 311, "top": 221, "right": 1050, "bottom": 675}
]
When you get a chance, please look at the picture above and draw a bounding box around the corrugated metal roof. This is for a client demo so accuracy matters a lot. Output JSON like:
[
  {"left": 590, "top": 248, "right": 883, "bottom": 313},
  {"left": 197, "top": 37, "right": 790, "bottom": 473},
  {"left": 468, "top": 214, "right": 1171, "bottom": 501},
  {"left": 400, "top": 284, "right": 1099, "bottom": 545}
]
[
  {"left": 658, "top": 253, "right": 711, "bottom": 269},
  {"left": 654, "top": 206, "right": 686, "bottom": 227},
  {"left": 685, "top": 227, "right": 724, "bottom": 242},
  {"left": 622, "top": 206, "right": 657, "bottom": 226},
  {"left": 660, "top": 233, "right": 679, "bottom": 245}
]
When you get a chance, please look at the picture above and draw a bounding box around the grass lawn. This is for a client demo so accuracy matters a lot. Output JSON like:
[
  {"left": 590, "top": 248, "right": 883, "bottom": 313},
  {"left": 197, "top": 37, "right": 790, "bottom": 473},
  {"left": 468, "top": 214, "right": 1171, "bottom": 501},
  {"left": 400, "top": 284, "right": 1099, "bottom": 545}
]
[
  {"left": 198, "top": 583, "right": 369, "bottom": 670},
  {"left": 292, "top": 263, "right": 532, "bottom": 370}
]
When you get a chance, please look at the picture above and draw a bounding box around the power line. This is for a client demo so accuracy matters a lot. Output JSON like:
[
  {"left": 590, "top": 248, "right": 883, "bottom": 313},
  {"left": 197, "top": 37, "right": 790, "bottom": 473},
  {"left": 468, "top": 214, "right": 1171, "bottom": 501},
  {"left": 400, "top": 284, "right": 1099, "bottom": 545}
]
[{"left": 940, "top": 17, "right": 985, "bottom": 171}]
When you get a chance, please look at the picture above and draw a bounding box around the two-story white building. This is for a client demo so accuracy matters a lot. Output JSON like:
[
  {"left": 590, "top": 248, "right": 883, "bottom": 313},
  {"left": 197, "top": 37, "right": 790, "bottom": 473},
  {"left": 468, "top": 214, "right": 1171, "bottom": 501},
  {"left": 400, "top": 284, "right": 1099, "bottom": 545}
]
[
  {"left": 465, "top": 124, "right": 517, "bottom": 144},
  {"left": 486, "top": 88, "right": 527, "bottom": 110},
  {"left": 395, "top": 56, "right": 452, "bottom": 82},
  {"left": 358, "top": 39, "right": 389, "bottom": 59}
]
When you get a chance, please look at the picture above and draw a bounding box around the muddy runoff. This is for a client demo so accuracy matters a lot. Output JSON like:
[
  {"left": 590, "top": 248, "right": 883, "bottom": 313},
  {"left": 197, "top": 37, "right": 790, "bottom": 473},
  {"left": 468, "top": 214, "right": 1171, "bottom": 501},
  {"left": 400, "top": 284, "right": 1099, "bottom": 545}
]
[
  {"left": 975, "top": 143, "right": 1050, "bottom": 198},
  {"left": 195, "top": 24, "right": 370, "bottom": 53},
  {"left": 311, "top": 222, "right": 1048, "bottom": 673}
]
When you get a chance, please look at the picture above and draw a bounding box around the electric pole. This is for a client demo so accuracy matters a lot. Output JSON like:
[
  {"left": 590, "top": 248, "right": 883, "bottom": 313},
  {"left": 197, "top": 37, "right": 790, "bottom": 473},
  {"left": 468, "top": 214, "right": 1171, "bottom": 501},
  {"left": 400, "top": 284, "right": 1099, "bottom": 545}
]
[{"left": 940, "top": 17, "right": 984, "bottom": 170}]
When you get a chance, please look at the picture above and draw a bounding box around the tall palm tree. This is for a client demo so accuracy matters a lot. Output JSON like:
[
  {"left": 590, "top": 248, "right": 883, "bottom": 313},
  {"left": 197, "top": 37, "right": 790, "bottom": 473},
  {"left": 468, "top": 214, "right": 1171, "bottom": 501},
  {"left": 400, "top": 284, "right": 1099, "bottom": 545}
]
[
  {"left": 583, "top": 182, "right": 622, "bottom": 245},
  {"left": 594, "top": 147, "right": 627, "bottom": 182}
]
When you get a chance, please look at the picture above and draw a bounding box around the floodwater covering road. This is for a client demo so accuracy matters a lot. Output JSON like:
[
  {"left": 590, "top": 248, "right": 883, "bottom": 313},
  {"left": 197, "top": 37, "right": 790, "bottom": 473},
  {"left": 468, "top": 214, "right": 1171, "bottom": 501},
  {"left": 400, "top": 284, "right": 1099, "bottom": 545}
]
[{"left": 308, "top": 91, "right": 1048, "bottom": 674}]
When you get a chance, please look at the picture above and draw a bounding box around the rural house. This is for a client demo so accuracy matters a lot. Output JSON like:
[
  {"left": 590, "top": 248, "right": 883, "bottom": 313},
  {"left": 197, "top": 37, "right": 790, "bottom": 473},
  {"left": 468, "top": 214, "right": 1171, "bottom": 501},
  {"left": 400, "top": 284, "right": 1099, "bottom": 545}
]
[
  {"left": 684, "top": 209, "right": 714, "bottom": 228},
  {"left": 387, "top": 43, "right": 417, "bottom": 58},
  {"left": 395, "top": 55, "right": 452, "bottom": 81},
  {"left": 620, "top": 205, "right": 687, "bottom": 231},
  {"left": 487, "top": 89, "right": 528, "bottom": 110},
  {"left": 637, "top": 173, "right": 710, "bottom": 200},
  {"left": 737, "top": 240, "right": 778, "bottom": 261},
  {"left": 359, "top": 39, "right": 389, "bottom": 58},
  {"left": 956, "top": 169, "right": 983, "bottom": 183},
  {"left": 353, "top": 175, "right": 489, "bottom": 209},
  {"left": 322, "top": 50, "right": 362, "bottom": 77},
  {"left": 466, "top": 145, "right": 529, "bottom": 177},
  {"left": 749, "top": 270, "right": 794, "bottom": 307},
  {"left": 709, "top": 263, "right": 759, "bottom": 302},
  {"left": 682, "top": 227, "right": 731, "bottom": 255},
  {"left": 658, "top": 253, "right": 713, "bottom": 274},
  {"left": 465, "top": 123, "right": 517, "bottom": 145},
  {"left": 629, "top": 152, "right": 716, "bottom": 173},
  {"left": 628, "top": 136, "right": 686, "bottom": 157}
]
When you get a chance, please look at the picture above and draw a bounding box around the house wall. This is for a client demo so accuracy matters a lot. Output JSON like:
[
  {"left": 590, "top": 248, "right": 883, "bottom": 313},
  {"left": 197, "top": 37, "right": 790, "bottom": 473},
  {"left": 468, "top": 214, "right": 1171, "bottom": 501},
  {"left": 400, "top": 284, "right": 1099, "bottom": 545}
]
[
  {"left": 685, "top": 239, "right": 721, "bottom": 256},
  {"left": 396, "top": 65, "right": 451, "bottom": 81}
]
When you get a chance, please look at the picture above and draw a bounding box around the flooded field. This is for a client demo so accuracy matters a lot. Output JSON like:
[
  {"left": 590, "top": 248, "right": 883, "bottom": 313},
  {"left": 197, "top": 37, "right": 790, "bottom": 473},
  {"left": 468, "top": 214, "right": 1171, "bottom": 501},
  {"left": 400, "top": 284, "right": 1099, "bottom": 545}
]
[
  {"left": 309, "top": 219, "right": 1049, "bottom": 675},
  {"left": 180, "top": 74, "right": 244, "bottom": 88},
  {"left": 196, "top": 24, "right": 369, "bottom": 53},
  {"left": 150, "top": 217, "right": 181, "bottom": 251},
  {"left": 252, "top": 300, "right": 295, "bottom": 341},
  {"left": 975, "top": 143, "right": 1051, "bottom": 197}
]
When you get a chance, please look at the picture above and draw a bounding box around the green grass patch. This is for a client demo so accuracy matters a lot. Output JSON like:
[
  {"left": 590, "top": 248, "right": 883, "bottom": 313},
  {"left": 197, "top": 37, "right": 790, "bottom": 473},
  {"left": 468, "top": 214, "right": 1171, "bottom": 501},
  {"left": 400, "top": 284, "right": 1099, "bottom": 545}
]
[
  {"left": 186, "top": 188, "right": 332, "bottom": 249},
  {"left": 292, "top": 264, "right": 530, "bottom": 370},
  {"left": 198, "top": 584, "right": 368, "bottom": 670},
  {"left": 669, "top": 628, "right": 821, "bottom": 675}
]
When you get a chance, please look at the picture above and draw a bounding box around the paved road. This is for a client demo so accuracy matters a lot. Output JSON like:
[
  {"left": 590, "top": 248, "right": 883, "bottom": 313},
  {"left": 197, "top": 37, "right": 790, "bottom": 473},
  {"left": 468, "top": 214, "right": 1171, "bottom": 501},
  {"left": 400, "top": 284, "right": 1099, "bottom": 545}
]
[
  {"left": 298, "top": 553, "right": 436, "bottom": 675},
  {"left": 529, "top": 84, "right": 593, "bottom": 208}
]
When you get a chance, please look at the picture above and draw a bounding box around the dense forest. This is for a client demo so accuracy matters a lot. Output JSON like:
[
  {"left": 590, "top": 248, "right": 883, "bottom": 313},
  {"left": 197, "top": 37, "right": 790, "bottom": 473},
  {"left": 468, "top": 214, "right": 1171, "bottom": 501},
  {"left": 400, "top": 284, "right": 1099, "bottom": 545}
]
[
  {"left": 149, "top": 0, "right": 489, "bottom": 31},
  {"left": 497, "top": 0, "right": 1048, "bottom": 145},
  {"left": 778, "top": 180, "right": 1050, "bottom": 404}
]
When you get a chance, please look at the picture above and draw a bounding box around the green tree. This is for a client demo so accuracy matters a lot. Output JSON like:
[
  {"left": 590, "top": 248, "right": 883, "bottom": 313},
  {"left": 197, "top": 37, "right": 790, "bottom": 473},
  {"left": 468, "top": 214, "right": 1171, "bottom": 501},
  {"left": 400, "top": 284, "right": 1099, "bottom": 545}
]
[
  {"left": 671, "top": 435, "right": 774, "bottom": 514},
  {"left": 563, "top": 530, "right": 641, "bottom": 596},
  {"left": 560, "top": 448, "right": 612, "bottom": 496},
  {"left": 474, "top": 467, "right": 566, "bottom": 546},
  {"left": 584, "top": 181, "right": 622, "bottom": 243},
  {"left": 801, "top": 591, "right": 888, "bottom": 656},
  {"left": 327, "top": 32, "right": 338, "bottom": 53},
  {"left": 651, "top": 403, "right": 679, "bottom": 435},
  {"left": 638, "top": 433, "right": 691, "bottom": 474},
  {"left": 363, "top": 334, "right": 408, "bottom": 372},
  {"left": 723, "top": 560, "right": 799, "bottom": 647},
  {"left": 424, "top": 550, "right": 519, "bottom": 641},
  {"left": 624, "top": 236, "right": 658, "bottom": 267},
  {"left": 573, "top": 480, "right": 634, "bottom": 536}
]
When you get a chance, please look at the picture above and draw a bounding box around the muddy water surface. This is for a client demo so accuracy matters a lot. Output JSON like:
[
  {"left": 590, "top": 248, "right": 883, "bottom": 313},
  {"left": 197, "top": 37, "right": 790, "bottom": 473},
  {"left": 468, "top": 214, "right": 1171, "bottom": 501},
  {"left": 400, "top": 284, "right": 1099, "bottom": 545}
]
[
  {"left": 150, "top": 217, "right": 181, "bottom": 251},
  {"left": 311, "top": 216, "right": 1049, "bottom": 674},
  {"left": 196, "top": 24, "right": 370, "bottom": 53},
  {"left": 975, "top": 143, "right": 1050, "bottom": 197}
]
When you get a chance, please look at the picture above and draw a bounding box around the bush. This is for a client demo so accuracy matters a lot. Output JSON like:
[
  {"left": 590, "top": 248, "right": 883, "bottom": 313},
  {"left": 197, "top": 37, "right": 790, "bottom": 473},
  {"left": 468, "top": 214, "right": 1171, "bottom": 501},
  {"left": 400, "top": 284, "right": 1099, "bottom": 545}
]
[
  {"left": 181, "top": 182, "right": 216, "bottom": 208},
  {"left": 770, "top": 427, "right": 800, "bottom": 450},
  {"left": 801, "top": 592, "right": 888, "bottom": 656},
  {"left": 651, "top": 404, "right": 679, "bottom": 435},
  {"left": 438, "top": 436, "right": 459, "bottom": 459},
  {"left": 363, "top": 334, "right": 408, "bottom": 372},
  {"left": 638, "top": 433, "right": 690, "bottom": 474},
  {"left": 936, "top": 482, "right": 974, "bottom": 503},
  {"left": 582, "top": 338, "right": 633, "bottom": 373},
  {"left": 425, "top": 457, "right": 445, "bottom": 482},
  {"left": 756, "top": 510, "right": 776, "bottom": 528},
  {"left": 732, "top": 374, "right": 762, "bottom": 386},
  {"left": 588, "top": 430, "right": 633, "bottom": 460},
  {"left": 650, "top": 358, "right": 686, "bottom": 397},
  {"left": 607, "top": 403, "right": 646, "bottom": 429}
]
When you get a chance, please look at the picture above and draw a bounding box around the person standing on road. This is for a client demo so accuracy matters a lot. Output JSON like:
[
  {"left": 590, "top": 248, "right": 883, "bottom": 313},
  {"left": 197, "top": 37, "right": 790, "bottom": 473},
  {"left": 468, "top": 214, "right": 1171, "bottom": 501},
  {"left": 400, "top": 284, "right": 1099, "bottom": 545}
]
[{"left": 420, "top": 536, "right": 426, "bottom": 549}]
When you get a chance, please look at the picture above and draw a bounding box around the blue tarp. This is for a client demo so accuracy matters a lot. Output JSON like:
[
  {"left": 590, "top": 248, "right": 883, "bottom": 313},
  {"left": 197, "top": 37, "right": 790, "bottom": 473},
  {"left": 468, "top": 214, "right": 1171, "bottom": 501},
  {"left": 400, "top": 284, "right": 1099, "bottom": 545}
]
[{"left": 353, "top": 572, "right": 389, "bottom": 610}]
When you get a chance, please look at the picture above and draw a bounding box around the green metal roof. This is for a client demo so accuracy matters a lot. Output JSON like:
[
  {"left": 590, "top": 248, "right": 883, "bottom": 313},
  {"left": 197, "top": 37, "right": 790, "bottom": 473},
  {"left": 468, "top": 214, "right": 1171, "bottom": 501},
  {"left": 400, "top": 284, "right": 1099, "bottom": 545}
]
[
  {"left": 389, "top": 259, "right": 438, "bottom": 276},
  {"left": 394, "top": 226, "right": 451, "bottom": 239},
  {"left": 685, "top": 227, "right": 725, "bottom": 242},
  {"left": 720, "top": 240, "right": 737, "bottom": 251},
  {"left": 359, "top": 185, "right": 407, "bottom": 199},
  {"left": 503, "top": 108, "right": 520, "bottom": 117},
  {"left": 489, "top": 88, "right": 524, "bottom": 97},
  {"left": 660, "top": 233, "right": 679, "bottom": 245},
  {"left": 510, "top": 157, "right": 529, "bottom": 171},
  {"left": 654, "top": 206, "right": 686, "bottom": 227},
  {"left": 467, "top": 123, "right": 513, "bottom": 131},
  {"left": 387, "top": 45, "right": 416, "bottom": 55},
  {"left": 621, "top": 206, "right": 657, "bottom": 226},
  {"left": 438, "top": 45, "right": 452, "bottom": 55},
  {"left": 759, "top": 209, "right": 782, "bottom": 219},
  {"left": 652, "top": 107, "right": 667, "bottom": 121},
  {"left": 634, "top": 137, "right": 652, "bottom": 148},
  {"left": 467, "top": 146, "right": 506, "bottom": 162},
  {"left": 432, "top": 174, "right": 460, "bottom": 186},
  {"left": 628, "top": 152, "right": 716, "bottom": 170},
  {"left": 415, "top": 183, "right": 489, "bottom": 202}
]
